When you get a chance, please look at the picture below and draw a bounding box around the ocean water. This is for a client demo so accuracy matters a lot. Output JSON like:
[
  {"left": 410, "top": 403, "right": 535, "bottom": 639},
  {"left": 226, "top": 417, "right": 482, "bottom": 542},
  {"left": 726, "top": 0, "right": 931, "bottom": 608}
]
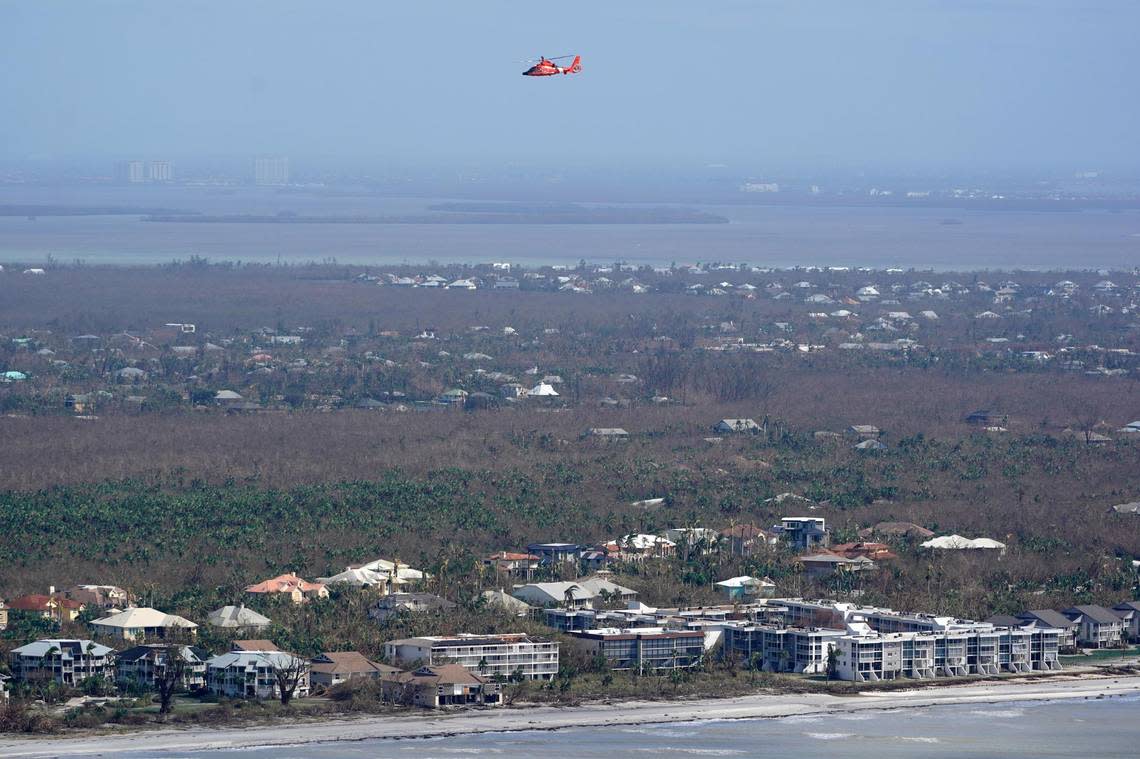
[
  {"left": 2, "top": 186, "right": 1139, "bottom": 270},
  {"left": 159, "top": 695, "right": 1140, "bottom": 759}
]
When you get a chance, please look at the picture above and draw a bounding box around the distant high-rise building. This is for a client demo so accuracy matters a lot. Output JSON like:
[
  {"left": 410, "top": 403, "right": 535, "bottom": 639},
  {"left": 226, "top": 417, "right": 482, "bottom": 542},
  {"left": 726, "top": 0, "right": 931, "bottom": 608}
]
[
  {"left": 254, "top": 157, "right": 290, "bottom": 186},
  {"left": 116, "top": 160, "right": 146, "bottom": 184},
  {"left": 148, "top": 161, "right": 172, "bottom": 182}
]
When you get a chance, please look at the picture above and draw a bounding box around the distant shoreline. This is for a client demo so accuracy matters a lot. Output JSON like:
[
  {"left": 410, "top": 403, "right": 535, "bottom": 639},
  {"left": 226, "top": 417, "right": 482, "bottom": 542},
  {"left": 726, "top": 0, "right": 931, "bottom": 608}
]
[{"left": 2, "top": 672, "right": 1138, "bottom": 758}]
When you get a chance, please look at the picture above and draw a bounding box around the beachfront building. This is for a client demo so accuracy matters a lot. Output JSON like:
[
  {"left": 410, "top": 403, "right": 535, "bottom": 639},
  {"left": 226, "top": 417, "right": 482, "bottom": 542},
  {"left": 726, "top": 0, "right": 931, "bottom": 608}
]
[
  {"left": 380, "top": 664, "right": 502, "bottom": 708},
  {"left": 572, "top": 627, "right": 705, "bottom": 672},
  {"left": 115, "top": 644, "right": 207, "bottom": 691},
  {"left": 383, "top": 633, "right": 559, "bottom": 681},
  {"left": 1063, "top": 605, "right": 1125, "bottom": 649},
  {"left": 721, "top": 623, "right": 844, "bottom": 674},
  {"left": 8, "top": 639, "right": 115, "bottom": 686},
  {"left": 309, "top": 651, "right": 400, "bottom": 688},
  {"left": 205, "top": 649, "right": 310, "bottom": 700}
]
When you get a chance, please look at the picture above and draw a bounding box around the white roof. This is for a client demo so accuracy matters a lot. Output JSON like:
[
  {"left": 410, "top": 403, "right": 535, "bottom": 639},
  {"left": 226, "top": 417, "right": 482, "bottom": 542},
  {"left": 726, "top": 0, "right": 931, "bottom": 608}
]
[
  {"left": 12, "top": 639, "right": 115, "bottom": 658},
  {"left": 921, "top": 534, "right": 1006, "bottom": 550},
  {"left": 610, "top": 533, "right": 675, "bottom": 550},
  {"left": 207, "top": 650, "right": 302, "bottom": 669},
  {"left": 715, "top": 575, "right": 775, "bottom": 588},
  {"left": 318, "top": 567, "right": 394, "bottom": 587},
  {"left": 91, "top": 606, "right": 197, "bottom": 629},
  {"left": 207, "top": 605, "right": 271, "bottom": 627},
  {"left": 354, "top": 558, "right": 425, "bottom": 581},
  {"left": 214, "top": 390, "right": 243, "bottom": 400},
  {"left": 528, "top": 382, "right": 559, "bottom": 396}
]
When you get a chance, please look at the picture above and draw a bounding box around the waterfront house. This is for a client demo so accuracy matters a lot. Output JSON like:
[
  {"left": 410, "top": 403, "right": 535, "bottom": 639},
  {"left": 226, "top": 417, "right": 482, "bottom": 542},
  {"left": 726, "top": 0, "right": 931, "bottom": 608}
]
[
  {"left": 8, "top": 639, "right": 115, "bottom": 686},
  {"left": 383, "top": 633, "right": 559, "bottom": 681},
  {"left": 381, "top": 664, "right": 502, "bottom": 708},
  {"left": 309, "top": 651, "right": 399, "bottom": 688},
  {"left": 1062, "top": 605, "right": 1124, "bottom": 648},
  {"left": 1112, "top": 601, "right": 1140, "bottom": 641},
  {"left": 205, "top": 649, "right": 310, "bottom": 700},
  {"left": 116, "top": 644, "right": 207, "bottom": 692},
  {"left": 572, "top": 627, "right": 704, "bottom": 672},
  {"left": 1016, "top": 610, "right": 1080, "bottom": 650}
]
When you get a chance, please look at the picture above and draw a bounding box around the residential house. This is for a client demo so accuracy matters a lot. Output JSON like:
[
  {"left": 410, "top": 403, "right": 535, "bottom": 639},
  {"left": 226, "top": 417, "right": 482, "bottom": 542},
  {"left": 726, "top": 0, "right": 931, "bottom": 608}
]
[
  {"left": 481, "top": 589, "right": 534, "bottom": 616},
  {"left": 830, "top": 542, "right": 898, "bottom": 561},
  {"left": 1111, "top": 601, "right": 1140, "bottom": 641},
  {"left": 715, "top": 576, "right": 776, "bottom": 601},
  {"left": 1063, "top": 605, "right": 1124, "bottom": 648},
  {"left": 0, "top": 599, "right": 7, "bottom": 630},
  {"left": 720, "top": 524, "right": 778, "bottom": 556},
  {"left": 244, "top": 573, "right": 328, "bottom": 604},
  {"left": 965, "top": 409, "right": 1009, "bottom": 427},
  {"left": 231, "top": 639, "right": 279, "bottom": 652},
  {"left": 798, "top": 552, "right": 876, "bottom": 579},
  {"left": 206, "top": 604, "right": 272, "bottom": 632},
  {"left": 848, "top": 424, "right": 881, "bottom": 438},
  {"left": 603, "top": 533, "right": 676, "bottom": 560},
  {"left": 7, "top": 594, "right": 85, "bottom": 623},
  {"left": 61, "top": 584, "right": 133, "bottom": 610},
  {"left": 8, "top": 639, "right": 115, "bottom": 686},
  {"left": 205, "top": 649, "right": 310, "bottom": 700},
  {"left": 309, "top": 651, "right": 399, "bottom": 688},
  {"left": 583, "top": 427, "right": 630, "bottom": 440},
  {"left": 89, "top": 607, "right": 198, "bottom": 642},
  {"left": 115, "top": 644, "right": 208, "bottom": 692},
  {"left": 526, "top": 543, "right": 580, "bottom": 566},
  {"left": 712, "top": 418, "right": 761, "bottom": 434},
  {"left": 572, "top": 627, "right": 704, "bottom": 672},
  {"left": 384, "top": 633, "right": 559, "bottom": 681},
  {"left": 774, "top": 517, "right": 829, "bottom": 550},
  {"left": 858, "top": 522, "right": 934, "bottom": 540},
  {"left": 0, "top": 673, "right": 8, "bottom": 700},
  {"left": 381, "top": 664, "right": 502, "bottom": 708},
  {"left": 368, "top": 593, "right": 456, "bottom": 623},
  {"left": 1016, "top": 610, "right": 1080, "bottom": 650},
  {"left": 512, "top": 581, "right": 594, "bottom": 610},
  {"left": 484, "top": 551, "right": 540, "bottom": 580}
]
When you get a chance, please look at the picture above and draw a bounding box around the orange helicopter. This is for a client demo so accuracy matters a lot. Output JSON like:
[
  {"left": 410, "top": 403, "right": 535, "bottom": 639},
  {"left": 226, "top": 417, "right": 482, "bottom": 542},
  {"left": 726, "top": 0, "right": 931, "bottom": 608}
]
[{"left": 522, "top": 55, "right": 582, "bottom": 76}]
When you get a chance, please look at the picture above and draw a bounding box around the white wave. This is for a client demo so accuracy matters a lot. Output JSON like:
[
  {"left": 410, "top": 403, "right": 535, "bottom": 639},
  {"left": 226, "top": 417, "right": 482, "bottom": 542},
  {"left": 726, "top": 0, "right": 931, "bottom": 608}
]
[
  {"left": 970, "top": 708, "right": 1024, "bottom": 719},
  {"left": 833, "top": 712, "right": 875, "bottom": 721},
  {"left": 804, "top": 732, "right": 854, "bottom": 741},
  {"left": 898, "top": 736, "right": 941, "bottom": 744},
  {"left": 628, "top": 749, "right": 745, "bottom": 756}
]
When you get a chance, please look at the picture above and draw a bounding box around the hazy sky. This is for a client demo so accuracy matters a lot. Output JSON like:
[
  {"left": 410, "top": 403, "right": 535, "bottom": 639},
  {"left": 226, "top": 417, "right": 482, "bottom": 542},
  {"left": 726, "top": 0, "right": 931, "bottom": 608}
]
[{"left": 3, "top": 0, "right": 1138, "bottom": 172}]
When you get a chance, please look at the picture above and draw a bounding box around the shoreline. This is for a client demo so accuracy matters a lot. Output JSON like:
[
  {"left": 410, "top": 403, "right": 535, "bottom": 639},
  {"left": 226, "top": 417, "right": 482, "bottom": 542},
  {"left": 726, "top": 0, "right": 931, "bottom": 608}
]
[{"left": 2, "top": 672, "right": 1139, "bottom": 757}]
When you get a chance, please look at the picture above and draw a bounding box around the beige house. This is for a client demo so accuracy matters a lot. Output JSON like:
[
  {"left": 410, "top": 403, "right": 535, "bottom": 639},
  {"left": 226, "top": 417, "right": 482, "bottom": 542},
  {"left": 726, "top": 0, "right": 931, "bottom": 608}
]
[
  {"left": 309, "top": 651, "right": 399, "bottom": 688},
  {"left": 89, "top": 607, "right": 198, "bottom": 642}
]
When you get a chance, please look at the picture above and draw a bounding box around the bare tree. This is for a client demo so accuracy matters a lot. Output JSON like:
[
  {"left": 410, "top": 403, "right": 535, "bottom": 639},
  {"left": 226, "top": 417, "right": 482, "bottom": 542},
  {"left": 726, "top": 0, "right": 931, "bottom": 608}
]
[
  {"left": 267, "top": 653, "right": 309, "bottom": 706},
  {"left": 154, "top": 643, "right": 188, "bottom": 716}
]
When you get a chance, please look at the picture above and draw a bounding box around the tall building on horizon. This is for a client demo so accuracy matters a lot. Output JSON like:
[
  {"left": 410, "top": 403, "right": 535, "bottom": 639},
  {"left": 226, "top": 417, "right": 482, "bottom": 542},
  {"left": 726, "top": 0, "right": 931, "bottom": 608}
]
[
  {"left": 254, "top": 156, "right": 290, "bottom": 186},
  {"left": 116, "top": 160, "right": 146, "bottom": 184},
  {"left": 148, "top": 160, "right": 172, "bottom": 182}
]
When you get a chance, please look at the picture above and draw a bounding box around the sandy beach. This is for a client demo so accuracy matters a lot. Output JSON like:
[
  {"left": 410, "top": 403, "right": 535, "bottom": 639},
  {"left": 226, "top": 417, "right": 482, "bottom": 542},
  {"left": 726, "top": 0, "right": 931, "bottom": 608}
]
[{"left": 2, "top": 672, "right": 1138, "bottom": 757}]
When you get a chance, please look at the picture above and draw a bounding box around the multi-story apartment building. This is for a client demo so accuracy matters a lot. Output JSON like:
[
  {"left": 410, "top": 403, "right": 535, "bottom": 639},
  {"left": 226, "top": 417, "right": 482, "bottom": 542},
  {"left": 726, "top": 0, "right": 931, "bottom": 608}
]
[
  {"left": 383, "top": 634, "right": 559, "bottom": 681},
  {"left": 8, "top": 639, "right": 115, "bottom": 686},
  {"left": 116, "top": 645, "right": 207, "bottom": 691},
  {"left": 1063, "top": 605, "right": 1124, "bottom": 648},
  {"left": 205, "top": 649, "right": 310, "bottom": 700},
  {"left": 573, "top": 627, "right": 704, "bottom": 672},
  {"left": 721, "top": 623, "right": 844, "bottom": 674}
]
